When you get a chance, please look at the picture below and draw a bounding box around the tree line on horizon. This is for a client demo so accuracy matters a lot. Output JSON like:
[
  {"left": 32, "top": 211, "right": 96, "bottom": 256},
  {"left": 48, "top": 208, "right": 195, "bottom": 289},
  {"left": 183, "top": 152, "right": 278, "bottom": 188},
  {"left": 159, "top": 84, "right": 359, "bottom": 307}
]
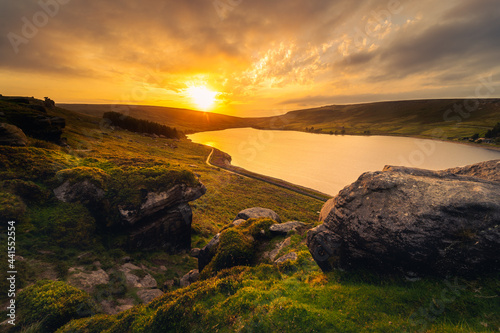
[{"left": 103, "top": 112, "right": 185, "bottom": 139}]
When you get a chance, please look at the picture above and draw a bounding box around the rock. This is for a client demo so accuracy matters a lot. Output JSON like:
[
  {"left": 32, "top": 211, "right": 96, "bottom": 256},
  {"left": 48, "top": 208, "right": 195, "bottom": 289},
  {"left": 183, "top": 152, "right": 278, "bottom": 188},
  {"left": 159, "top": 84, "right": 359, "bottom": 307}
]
[
  {"left": 77, "top": 252, "right": 92, "bottom": 261},
  {"left": 128, "top": 203, "right": 193, "bottom": 253},
  {"left": 198, "top": 233, "right": 220, "bottom": 272},
  {"left": 137, "top": 289, "right": 164, "bottom": 303},
  {"left": 163, "top": 280, "right": 175, "bottom": 290},
  {"left": 53, "top": 179, "right": 105, "bottom": 204},
  {"left": 190, "top": 248, "right": 201, "bottom": 258},
  {"left": 232, "top": 219, "right": 246, "bottom": 227},
  {"left": 269, "top": 221, "right": 306, "bottom": 235},
  {"left": 119, "top": 183, "right": 206, "bottom": 226},
  {"left": 100, "top": 299, "right": 135, "bottom": 315},
  {"left": 119, "top": 264, "right": 157, "bottom": 288},
  {"left": 0, "top": 123, "right": 28, "bottom": 146},
  {"left": 268, "top": 237, "right": 291, "bottom": 261},
  {"left": 233, "top": 207, "right": 281, "bottom": 223},
  {"left": 68, "top": 268, "right": 110, "bottom": 293},
  {"left": 308, "top": 160, "right": 500, "bottom": 276},
  {"left": 274, "top": 252, "right": 298, "bottom": 264},
  {"left": 122, "top": 183, "right": 206, "bottom": 253},
  {"left": 180, "top": 269, "right": 200, "bottom": 287}
]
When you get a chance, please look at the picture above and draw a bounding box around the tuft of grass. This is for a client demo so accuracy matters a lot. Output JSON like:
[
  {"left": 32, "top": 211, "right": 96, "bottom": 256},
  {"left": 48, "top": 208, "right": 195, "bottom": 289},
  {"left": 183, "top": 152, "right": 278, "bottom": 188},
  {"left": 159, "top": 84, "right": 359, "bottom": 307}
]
[{"left": 18, "top": 280, "right": 98, "bottom": 333}]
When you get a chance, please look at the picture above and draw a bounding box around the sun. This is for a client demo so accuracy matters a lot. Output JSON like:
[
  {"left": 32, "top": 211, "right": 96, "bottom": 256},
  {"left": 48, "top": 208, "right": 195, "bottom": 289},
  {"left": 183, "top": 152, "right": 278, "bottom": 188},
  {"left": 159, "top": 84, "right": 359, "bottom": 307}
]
[{"left": 186, "top": 86, "right": 218, "bottom": 111}]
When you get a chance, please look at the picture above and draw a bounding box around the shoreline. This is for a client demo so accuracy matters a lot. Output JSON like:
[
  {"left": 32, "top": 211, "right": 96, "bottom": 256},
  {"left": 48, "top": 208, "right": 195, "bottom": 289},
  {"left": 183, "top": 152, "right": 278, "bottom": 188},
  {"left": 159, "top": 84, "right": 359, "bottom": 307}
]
[{"left": 205, "top": 148, "right": 331, "bottom": 202}]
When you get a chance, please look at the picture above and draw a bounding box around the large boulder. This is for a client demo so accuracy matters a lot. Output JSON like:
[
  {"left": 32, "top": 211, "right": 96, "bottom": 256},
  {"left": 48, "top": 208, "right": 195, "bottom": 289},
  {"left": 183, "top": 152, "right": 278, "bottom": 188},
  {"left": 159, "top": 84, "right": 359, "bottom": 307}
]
[
  {"left": 0, "top": 123, "right": 28, "bottom": 146},
  {"left": 233, "top": 207, "right": 281, "bottom": 223},
  {"left": 119, "top": 183, "right": 206, "bottom": 225},
  {"left": 125, "top": 183, "right": 206, "bottom": 253},
  {"left": 307, "top": 160, "right": 500, "bottom": 276}
]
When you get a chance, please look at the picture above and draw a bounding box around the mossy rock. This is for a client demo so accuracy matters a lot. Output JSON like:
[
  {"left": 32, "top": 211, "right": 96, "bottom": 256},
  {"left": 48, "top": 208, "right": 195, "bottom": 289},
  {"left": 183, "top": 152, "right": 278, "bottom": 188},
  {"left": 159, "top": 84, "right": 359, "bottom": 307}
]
[
  {"left": 18, "top": 280, "right": 98, "bottom": 333},
  {"left": 56, "top": 166, "right": 110, "bottom": 189},
  {"left": 201, "top": 218, "right": 279, "bottom": 277},
  {"left": 203, "top": 228, "right": 254, "bottom": 277},
  {"left": 241, "top": 217, "right": 277, "bottom": 240}
]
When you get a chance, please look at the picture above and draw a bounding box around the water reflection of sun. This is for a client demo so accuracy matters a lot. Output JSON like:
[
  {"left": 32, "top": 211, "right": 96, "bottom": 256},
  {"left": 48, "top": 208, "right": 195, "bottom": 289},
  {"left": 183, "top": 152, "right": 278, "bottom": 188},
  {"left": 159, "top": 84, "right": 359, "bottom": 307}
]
[{"left": 203, "top": 141, "right": 217, "bottom": 148}]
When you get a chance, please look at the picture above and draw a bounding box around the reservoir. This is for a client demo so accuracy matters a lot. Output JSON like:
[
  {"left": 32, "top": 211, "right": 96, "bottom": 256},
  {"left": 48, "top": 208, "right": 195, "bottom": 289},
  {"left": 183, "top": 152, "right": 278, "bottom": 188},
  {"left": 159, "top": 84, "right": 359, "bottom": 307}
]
[{"left": 189, "top": 128, "right": 500, "bottom": 196}]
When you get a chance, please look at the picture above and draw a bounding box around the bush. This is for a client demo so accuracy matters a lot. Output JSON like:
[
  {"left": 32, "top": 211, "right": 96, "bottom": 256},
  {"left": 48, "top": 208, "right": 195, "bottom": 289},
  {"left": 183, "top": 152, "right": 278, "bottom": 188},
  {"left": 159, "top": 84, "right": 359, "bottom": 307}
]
[
  {"left": 57, "top": 314, "right": 118, "bottom": 333},
  {"left": 0, "top": 179, "right": 48, "bottom": 203},
  {"left": 18, "top": 280, "right": 98, "bottom": 332},
  {"left": 0, "top": 146, "right": 78, "bottom": 181},
  {"left": 0, "top": 192, "right": 26, "bottom": 222},
  {"left": 103, "top": 111, "right": 184, "bottom": 139}
]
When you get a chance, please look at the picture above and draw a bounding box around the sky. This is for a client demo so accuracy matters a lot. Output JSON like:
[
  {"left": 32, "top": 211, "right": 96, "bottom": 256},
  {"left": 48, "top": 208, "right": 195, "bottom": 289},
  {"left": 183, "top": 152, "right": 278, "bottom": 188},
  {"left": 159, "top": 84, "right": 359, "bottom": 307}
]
[{"left": 1, "top": 0, "right": 499, "bottom": 116}]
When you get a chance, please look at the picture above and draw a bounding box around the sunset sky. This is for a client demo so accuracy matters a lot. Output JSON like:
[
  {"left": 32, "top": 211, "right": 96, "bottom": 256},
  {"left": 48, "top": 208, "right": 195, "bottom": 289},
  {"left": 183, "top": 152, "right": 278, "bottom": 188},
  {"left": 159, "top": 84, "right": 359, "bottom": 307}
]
[{"left": 1, "top": 0, "right": 499, "bottom": 116}]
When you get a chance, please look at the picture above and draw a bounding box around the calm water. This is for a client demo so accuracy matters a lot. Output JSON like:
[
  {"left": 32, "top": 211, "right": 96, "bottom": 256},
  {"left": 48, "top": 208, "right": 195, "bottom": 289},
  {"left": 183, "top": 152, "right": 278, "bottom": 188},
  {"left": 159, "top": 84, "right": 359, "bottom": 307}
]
[{"left": 189, "top": 128, "right": 500, "bottom": 196}]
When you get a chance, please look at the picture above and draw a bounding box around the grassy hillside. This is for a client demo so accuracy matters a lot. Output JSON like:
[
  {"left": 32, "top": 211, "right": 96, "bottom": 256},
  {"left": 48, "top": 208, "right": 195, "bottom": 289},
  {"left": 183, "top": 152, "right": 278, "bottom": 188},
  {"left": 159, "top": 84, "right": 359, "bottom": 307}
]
[
  {"left": 255, "top": 99, "right": 500, "bottom": 141},
  {"left": 60, "top": 104, "right": 264, "bottom": 134},
  {"left": 1, "top": 98, "right": 499, "bottom": 332},
  {"left": 62, "top": 99, "right": 500, "bottom": 144}
]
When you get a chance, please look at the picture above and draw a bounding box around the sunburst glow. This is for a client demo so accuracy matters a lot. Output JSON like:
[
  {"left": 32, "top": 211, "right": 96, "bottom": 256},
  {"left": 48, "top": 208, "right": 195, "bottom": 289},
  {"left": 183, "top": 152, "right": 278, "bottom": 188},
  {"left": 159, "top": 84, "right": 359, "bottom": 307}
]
[{"left": 186, "top": 86, "right": 218, "bottom": 111}]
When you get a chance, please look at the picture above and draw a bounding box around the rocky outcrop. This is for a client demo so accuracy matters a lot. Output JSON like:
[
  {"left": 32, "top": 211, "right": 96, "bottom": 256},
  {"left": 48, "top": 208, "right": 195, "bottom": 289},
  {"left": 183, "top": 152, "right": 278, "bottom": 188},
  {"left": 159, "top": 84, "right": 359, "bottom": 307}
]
[
  {"left": 119, "top": 183, "right": 206, "bottom": 225},
  {"left": 0, "top": 123, "right": 28, "bottom": 146},
  {"left": 125, "top": 183, "right": 206, "bottom": 253},
  {"left": 233, "top": 207, "right": 282, "bottom": 223},
  {"left": 308, "top": 160, "right": 500, "bottom": 276}
]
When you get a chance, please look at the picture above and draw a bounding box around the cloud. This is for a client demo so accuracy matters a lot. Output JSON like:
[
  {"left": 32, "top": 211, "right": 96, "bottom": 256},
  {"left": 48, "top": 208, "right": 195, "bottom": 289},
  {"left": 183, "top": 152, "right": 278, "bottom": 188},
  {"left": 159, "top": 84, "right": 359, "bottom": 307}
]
[{"left": 0, "top": 0, "right": 499, "bottom": 114}]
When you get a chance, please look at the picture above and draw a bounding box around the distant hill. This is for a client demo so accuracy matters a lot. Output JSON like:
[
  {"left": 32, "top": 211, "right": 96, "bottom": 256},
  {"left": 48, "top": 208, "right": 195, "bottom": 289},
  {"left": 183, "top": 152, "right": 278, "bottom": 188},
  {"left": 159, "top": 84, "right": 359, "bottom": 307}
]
[
  {"left": 60, "top": 104, "right": 264, "bottom": 133},
  {"left": 61, "top": 99, "right": 500, "bottom": 140},
  {"left": 255, "top": 99, "right": 500, "bottom": 139}
]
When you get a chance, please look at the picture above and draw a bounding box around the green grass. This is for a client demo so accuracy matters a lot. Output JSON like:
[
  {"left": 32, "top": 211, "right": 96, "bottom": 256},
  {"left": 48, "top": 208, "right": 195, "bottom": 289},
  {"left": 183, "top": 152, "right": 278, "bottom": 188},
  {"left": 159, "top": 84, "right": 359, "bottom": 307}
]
[{"left": 57, "top": 262, "right": 500, "bottom": 332}]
